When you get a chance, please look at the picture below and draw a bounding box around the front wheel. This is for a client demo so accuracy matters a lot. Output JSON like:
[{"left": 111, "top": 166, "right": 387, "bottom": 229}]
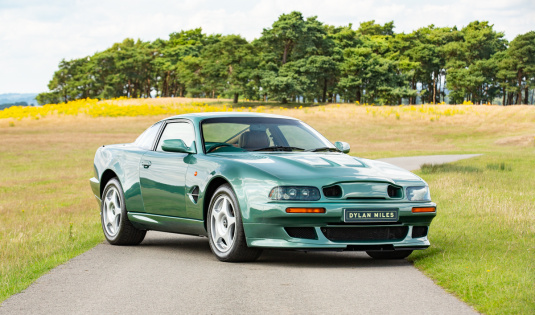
[
  {"left": 101, "top": 178, "right": 146, "bottom": 245},
  {"left": 366, "top": 250, "right": 413, "bottom": 259},
  {"left": 207, "top": 184, "right": 262, "bottom": 262}
]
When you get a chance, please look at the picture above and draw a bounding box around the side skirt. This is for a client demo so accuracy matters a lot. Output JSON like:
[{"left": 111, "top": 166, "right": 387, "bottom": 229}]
[{"left": 128, "top": 212, "right": 207, "bottom": 236}]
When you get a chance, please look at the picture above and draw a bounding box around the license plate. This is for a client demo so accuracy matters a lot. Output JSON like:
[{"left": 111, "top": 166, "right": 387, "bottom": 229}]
[{"left": 344, "top": 209, "right": 398, "bottom": 222}]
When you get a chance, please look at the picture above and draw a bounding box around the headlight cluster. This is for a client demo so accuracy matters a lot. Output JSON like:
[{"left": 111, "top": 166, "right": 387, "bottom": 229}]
[
  {"left": 269, "top": 186, "right": 321, "bottom": 201},
  {"left": 406, "top": 186, "right": 431, "bottom": 201}
]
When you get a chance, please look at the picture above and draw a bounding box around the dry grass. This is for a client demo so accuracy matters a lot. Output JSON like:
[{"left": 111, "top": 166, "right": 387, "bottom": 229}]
[
  {"left": 1, "top": 101, "right": 535, "bottom": 312},
  {"left": 0, "top": 115, "right": 164, "bottom": 301},
  {"left": 282, "top": 104, "right": 535, "bottom": 158}
]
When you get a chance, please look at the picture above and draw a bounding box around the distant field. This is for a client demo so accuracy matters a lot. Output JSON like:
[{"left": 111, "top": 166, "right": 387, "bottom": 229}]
[
  {"left": 1, "top": 99, "right": 534, "bottom": 313},
  {"left": 110, "top": 96, "right": 231, "bottom": 106}
]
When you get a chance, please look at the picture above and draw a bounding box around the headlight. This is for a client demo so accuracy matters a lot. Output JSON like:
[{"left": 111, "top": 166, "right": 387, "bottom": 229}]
[
  {"left": 269, "top": 186, "right": 321, "bottom": 201},
  {"left": 406, "top": 186, "right": 431, "bottom": 201}
]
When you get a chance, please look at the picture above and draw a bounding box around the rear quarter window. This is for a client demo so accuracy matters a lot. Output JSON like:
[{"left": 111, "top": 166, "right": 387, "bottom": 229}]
[{"left": 135, "top": 122, "right": 162, "bottom": 150}]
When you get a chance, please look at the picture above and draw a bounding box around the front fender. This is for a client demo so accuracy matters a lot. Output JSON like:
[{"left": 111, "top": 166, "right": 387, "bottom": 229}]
[{"left": 190, "top": 156, "right": 279, "bottom": 225}]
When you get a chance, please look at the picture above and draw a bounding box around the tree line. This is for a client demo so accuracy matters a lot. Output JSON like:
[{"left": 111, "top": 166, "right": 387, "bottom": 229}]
[{"left": 37, "top": 11, "right": 535, "bottom": 105}]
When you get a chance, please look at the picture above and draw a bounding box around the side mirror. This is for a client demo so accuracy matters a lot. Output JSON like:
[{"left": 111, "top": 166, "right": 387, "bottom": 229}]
[
  {"left": 162, "top": 139, "right": 197, "bottom": 154},
  {"left": 334, "top": 141, "right": 350, "bottom": 153}
]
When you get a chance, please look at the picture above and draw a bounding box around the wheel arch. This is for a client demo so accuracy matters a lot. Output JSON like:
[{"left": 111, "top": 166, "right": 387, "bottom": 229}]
[
  {"left": 100, "top": 169, "right": 119, "bottom": 198},
  {"left": 203, "top": 176, "right": 232, "bottom": 230}
]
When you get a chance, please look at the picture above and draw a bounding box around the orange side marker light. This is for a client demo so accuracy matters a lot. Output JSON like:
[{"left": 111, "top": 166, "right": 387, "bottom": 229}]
[
  {"left": 286, "top": 208, "right": 326, "bottom": 213},
  {"left": 412, "top": 207, "right": 436, "bottom": 213}
]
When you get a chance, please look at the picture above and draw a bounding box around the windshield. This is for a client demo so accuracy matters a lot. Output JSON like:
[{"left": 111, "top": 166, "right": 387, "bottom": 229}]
[{"left": 201, "top": 117, "right": 335, "bottom": 153}]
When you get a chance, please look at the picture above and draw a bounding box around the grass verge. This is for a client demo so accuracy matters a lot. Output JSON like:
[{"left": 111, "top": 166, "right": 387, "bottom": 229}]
[
  {"left": 0, "top": 116, "right": 164, "bottom": 302},
  {"left": 1, "top": 101, "right": 534, "bottom": 313},
  {"left": 410, "top": 150, "right": 534, "bottom": 314}
]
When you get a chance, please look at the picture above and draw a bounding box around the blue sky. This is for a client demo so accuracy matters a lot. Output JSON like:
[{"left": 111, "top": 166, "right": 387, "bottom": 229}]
[{"left": 1, "top": 0, "right": 534, "bottom": 94}]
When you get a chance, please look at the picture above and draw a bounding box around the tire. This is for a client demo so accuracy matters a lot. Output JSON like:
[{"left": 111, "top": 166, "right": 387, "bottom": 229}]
[
  {"left": 207, "top": 184, "right": 262, "bottom": 262},
  {"left": 366, "top": 250, "right": 413, "bottom": 260},
  {"left": 101, "top": 178, "right": 146, "bottom": 245}
]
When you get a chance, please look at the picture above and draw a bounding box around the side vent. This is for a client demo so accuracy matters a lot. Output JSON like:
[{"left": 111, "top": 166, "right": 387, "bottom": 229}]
[
  {"left": 323, "top": 185, "right": 342, "bottom": 198},
  {"left": 387, "top": 185, "right": 403, "bottom": 199},
  {"left": 188, "top": 186, "right": 200, "bottom": 204}
]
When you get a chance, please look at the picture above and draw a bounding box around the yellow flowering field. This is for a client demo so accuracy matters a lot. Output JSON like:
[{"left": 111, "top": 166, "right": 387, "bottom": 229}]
[
  {"left": 0, "top": 98, "right": 234, "bottom": 120},
  {"left": 1, "top": 97, "right": 478, "bottom": 123}
]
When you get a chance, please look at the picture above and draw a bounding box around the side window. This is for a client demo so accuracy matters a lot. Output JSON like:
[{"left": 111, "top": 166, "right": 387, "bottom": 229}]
[
  {"left": 135, "top": 122, "right": 162, "bottom": 150},
  {"left": 156, "top": 122, "right": 196, "bottom": 152}
]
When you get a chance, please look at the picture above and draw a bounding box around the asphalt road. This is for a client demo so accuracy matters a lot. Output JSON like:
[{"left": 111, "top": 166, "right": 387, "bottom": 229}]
[{"left": 1, "top": 154, "right": 480, "bottom": 315}]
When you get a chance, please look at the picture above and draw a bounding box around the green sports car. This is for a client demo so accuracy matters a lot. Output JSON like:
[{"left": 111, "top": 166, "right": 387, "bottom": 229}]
[{"left": 90, "top": 112, "right": 436, "bottom": 262}]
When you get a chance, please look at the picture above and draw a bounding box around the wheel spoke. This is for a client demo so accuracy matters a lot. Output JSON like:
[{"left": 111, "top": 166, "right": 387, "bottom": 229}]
[
  {"left": 220, "top": 198, "right": 229, "bottom": 216},
  {"left": 212, "top": 208, "right": 221, "bottom": 227},
  {"left": 114, "top": 213, "right": 120, "bottom": 232},
  {"left": 107, "top": 205, "right": 115, "bottom": 224},
  {"left": 211, "top": 210, "right": 222, "bottom": 241},
  {"left": 214, "top": 225, "right": 224, "bottom": 246},
  {"left": 226, "top": 214, "right": 236, "bottom": 228},
  {"left": 113, "top": 190, "right": 120, "bottom": 209},
  {"left": 104, "top": 195, "right": 112, "bottom": 211},
  {"left": 222, "top": 227, "right": 233, "bottom": 247},
  {"left": 223, "top": 199, "right": 233, "bottom": 217},
  {"left": 107, "top": 222, "right": 115, "bottom": 234}
]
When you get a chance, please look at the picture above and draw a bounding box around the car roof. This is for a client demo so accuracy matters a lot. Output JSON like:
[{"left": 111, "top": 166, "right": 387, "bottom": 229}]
[{"left": 162, "top": 111, "right": 300, "bottom": 123}]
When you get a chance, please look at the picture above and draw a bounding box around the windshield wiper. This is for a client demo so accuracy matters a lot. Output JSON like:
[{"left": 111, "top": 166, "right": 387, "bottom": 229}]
[
  {"left": 305, "top": 147, "right": 341, "bottom": 152},
  {"left": 253, "top": 146, "right": 305, "bottom": 152}
]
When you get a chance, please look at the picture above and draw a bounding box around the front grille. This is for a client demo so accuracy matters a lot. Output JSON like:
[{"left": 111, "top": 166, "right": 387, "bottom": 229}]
[
  {"left": 320, "top": 226, "right": 408, "bottom": 241},
  {"left": 323, "top": 185, "right": 342, "bottom": 198},
  {"left": 284, "top": 227, "right": 317, "bottom": 240},
  {"left": 412, "top": 226, "right": 428, "bottom": 238},
  {"left": 387, "top": 185, "right": 403, "bottom": 198}
]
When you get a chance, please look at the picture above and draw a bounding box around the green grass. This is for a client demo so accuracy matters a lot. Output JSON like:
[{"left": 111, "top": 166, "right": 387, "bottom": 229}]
[
  {"left": 0, "top": 117, "right": 148, "bottom": 302},
  {"left": 410, "top": 149, "right": 535, "bottom": 314},
  {"left": 1, "top": 104, "right": 534, "bottom": 314}
]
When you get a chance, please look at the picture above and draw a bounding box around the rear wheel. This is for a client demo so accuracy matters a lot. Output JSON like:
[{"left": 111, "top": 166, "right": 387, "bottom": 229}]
[
  {"left": 366, "top": 250, "right": 413, "bottom": 259},
  {"left": 101, "top": 178, "right": 146, "bottom": 245},
  {"left": 207, "top": 184, "right": 262, "bottom": 262}
]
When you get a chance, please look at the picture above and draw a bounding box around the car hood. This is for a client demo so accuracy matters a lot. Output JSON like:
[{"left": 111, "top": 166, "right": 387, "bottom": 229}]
[{"left": 212, "top": 152, "right": 424, "bottom": 185}]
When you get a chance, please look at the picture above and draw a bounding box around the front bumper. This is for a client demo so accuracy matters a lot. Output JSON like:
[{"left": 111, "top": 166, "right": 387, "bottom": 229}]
[
  {"left": 89, "top": 177, "right": 102, "bottom": 207},
  {"left": 243, "top": 201, "right": 436, "bottom": 251}
]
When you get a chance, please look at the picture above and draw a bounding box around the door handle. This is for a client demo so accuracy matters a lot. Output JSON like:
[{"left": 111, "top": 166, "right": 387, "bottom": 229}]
[{"left": 141, "top": 160, "right": 152, "bottom": 169}]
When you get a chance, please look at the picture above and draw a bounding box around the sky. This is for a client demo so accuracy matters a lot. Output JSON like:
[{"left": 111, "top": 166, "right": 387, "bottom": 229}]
[{"left": 0, "top": 0, "right": 534, "bottom": 94}]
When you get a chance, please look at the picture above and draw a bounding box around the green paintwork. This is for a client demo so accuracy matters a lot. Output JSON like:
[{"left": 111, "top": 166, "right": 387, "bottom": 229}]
[
  {"left": 334, "top": 141, "right": 350, "bottom": 153},
  {"left": 162, "top": 139, "right": 197, "bottom": 154},
  {"left": 90, "top": 112, "right": 436, "bottom": 251}
]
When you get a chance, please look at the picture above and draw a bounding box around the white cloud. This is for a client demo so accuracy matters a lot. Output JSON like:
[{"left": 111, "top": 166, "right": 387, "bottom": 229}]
[{"left": 0, "top": 0, "right": 533, "bottom": 93}]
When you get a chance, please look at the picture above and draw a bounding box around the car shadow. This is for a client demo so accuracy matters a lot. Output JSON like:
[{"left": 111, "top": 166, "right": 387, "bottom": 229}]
[
  {"left": 138, "top": 233, "right": 212, "bottom": 255},
  {"left": 137, "top": 232, "right": 412, "bottom": 268},
  {"left": 257, "top": 250, "right": 410, "bottom": 268}
]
